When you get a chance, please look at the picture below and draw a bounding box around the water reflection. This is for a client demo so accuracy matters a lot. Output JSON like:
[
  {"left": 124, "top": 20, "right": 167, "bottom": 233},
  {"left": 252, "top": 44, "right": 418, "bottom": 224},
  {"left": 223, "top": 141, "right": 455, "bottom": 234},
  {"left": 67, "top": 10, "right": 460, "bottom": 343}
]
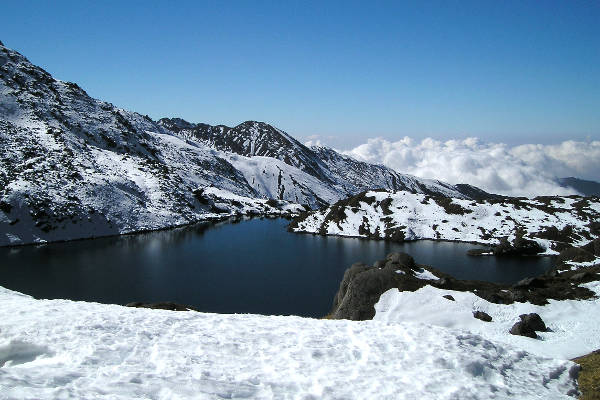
[{"left": 0, "top": 218, "right": 553, "bottom": 317}]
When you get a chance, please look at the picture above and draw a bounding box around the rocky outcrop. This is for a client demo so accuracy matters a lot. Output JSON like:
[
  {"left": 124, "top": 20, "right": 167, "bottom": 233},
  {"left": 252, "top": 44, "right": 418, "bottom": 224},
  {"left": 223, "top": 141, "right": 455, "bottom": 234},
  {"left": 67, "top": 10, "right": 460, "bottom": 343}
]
[
  {"left": 330, "top": 253, "right": 421, "bottom": 320},
  {"left": 329, "top": 246, "right": 600, "bottom": 321},
  {"left": 492, "top": 235, "right": 545, "bottom": 256}
]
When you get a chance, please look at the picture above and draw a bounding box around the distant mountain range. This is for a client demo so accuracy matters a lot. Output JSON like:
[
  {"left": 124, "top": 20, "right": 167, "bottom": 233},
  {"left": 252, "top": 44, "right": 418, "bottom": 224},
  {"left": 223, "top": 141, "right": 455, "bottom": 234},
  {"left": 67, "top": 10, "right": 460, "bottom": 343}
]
[
  {"left": 558, "top": 177, "right": 600, "bottom": 196},
  {"left": 0, "top": 40, "right": 499, "bottom": 245}
]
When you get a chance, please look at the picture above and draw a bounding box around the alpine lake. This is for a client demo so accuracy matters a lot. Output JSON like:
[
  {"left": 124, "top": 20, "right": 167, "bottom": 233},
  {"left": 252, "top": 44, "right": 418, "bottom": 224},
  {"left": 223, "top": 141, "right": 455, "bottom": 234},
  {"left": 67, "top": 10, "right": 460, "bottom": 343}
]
[{"left": 0, "top": 217, "right": 554, "bottom": 318}]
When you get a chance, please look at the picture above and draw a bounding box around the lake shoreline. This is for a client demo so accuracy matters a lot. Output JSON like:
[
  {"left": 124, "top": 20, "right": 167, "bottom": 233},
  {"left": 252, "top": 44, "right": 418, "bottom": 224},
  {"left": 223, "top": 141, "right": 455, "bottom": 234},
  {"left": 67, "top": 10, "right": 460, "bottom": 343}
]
[{"left": 0, "top": 211, "right": 296, "bottom": 249}]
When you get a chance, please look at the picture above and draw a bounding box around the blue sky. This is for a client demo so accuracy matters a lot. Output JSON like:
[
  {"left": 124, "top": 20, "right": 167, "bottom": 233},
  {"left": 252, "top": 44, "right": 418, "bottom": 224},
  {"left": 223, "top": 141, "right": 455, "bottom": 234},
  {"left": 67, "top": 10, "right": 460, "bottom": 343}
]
[{"left": 2, "top": 1, "right": 598, "bottom": 148}]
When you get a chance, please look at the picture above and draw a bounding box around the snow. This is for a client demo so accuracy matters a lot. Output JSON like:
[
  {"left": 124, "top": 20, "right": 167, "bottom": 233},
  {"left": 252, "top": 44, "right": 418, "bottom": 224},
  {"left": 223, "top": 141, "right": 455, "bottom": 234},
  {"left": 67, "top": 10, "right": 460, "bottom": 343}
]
[
  {"left": 413, "top": 268, "right": 440, "bottom": 280},
  {"left": 0, "top": 286, "right": 580, "bottom": 399},
  {"left": 292, "top": 190, "right": 600, "bottom": 253},
  {"left": 374, "top": 281, "right": 600, "bottom": 360}
]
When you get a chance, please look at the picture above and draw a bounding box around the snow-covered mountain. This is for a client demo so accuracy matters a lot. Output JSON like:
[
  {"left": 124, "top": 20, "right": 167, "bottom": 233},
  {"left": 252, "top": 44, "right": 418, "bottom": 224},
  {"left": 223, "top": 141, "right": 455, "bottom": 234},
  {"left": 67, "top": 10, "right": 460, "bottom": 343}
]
[
  {"left": 289, "top": 190, "right": 600, "bottom": 255},
  {"left": 0, "top": 40, "right": 497, "bottom": 246},
  {"left": 159, "top": 117, "right": 501, "bottom": 204}
]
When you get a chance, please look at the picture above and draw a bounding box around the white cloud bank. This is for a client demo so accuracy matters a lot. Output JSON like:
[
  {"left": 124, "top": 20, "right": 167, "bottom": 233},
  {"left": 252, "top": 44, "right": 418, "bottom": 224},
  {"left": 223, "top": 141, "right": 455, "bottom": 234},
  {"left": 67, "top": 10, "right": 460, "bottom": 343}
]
[{"left": 343, "top": 138, "right": 600, "bottom": 197}]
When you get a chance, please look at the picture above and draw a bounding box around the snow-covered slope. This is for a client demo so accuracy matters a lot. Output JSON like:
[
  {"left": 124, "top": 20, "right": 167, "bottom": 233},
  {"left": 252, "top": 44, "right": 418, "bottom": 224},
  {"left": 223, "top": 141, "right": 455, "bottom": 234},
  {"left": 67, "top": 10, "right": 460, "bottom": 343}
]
[
  {"left": 159, "top": 116, "right": 502, "bottom": 204},
  {"left": 375, "top": 281, "right": 600, "bottom": 361},
  {"left": 159, "top": 118, "right": 333, "bottom": 184},
  {"left": 0, "top": 285, "right": 579, "bottom": 399},
  {"left": 0, "top": 41, "right": 500, "bottom": 246},
  {"left": 0, "top": 42, "right": 311, "bottom": 246},
  {"left": 290, "top": 190, "right": 600, "bottom": 254}
]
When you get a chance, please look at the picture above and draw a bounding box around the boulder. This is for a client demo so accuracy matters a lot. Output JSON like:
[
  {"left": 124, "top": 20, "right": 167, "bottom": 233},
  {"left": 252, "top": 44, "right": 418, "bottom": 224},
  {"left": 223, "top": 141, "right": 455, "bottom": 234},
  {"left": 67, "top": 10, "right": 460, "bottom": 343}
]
[
  {"left": 509, "top": 313, "right": 547, "bottom": 338},
  {"left": 473, "top": 311, "right": 492, "bottom": 322}
]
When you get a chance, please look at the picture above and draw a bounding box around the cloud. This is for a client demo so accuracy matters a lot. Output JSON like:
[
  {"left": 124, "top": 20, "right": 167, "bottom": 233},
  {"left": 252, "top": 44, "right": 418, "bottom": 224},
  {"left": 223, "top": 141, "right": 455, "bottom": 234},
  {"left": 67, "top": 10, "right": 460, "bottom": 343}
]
[
  {"left": 343, "top": 137, "right": 600, "bottom": 197},
  {"left": 303, "top": 134, "right": 339, "bottom": 148}
]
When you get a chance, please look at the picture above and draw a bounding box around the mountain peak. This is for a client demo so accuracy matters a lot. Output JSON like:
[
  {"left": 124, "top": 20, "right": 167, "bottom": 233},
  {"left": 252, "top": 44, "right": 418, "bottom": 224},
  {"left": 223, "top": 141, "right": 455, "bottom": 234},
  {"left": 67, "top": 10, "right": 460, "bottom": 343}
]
[
  {"left": 234, "top": 120, "right": 274, "bottom": 130},
  {"left": 158, "top": 117, "right": 196, "bottom": 132}
]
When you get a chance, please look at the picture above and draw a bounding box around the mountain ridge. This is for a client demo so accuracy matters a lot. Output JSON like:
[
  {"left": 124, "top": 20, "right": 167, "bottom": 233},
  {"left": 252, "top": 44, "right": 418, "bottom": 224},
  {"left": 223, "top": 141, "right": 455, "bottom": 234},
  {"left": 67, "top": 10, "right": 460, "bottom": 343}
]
[
  {"left": 0, "top": 41, "right": 499, "bottom": 246},
  {"left": 558, "top": 177, "right": 600, "bottom": 197}
]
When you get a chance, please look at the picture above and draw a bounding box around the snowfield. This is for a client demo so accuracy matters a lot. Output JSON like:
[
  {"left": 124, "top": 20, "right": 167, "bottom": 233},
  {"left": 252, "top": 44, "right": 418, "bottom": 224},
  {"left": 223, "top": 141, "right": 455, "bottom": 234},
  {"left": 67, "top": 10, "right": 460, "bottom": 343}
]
[
  {"left": 290, "top": 190, "right": 600, "bottom": 255},
  {"left": 0, "top": 286, "right": 583, "bottom": 399},
  {"left": 375, "top": 281, "right": 600, "bottom": 360}
]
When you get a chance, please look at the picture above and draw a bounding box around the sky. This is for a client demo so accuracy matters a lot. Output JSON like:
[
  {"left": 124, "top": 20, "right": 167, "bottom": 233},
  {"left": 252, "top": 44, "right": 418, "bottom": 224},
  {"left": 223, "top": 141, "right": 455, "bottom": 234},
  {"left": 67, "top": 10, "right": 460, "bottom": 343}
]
[
  {"left": 2, "top": 1, "right": 598, "bottom": 148},
  {"left": 2, "top": 1, "right": 599, "bottom": 194}
]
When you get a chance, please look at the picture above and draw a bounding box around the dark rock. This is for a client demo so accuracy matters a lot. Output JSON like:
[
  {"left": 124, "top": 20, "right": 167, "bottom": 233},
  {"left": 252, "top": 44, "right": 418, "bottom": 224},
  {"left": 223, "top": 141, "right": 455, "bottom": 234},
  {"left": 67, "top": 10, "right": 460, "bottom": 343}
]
[
  {"left": 570, "top": 272, "right": 590, "bottom": 281},
  {"left": 556, "top": 247, "right": 595, "bottom": 264},
  {"left": 473, "top": 311, "right": 492, "bottom": 322},
  {"left": 551, "top": 241, "right": 573, "bottom": 253},
  {"left": 493, "top": 236, "right": 544, "bottom": 256},
  {"left": 331, "top": 266, "right": 400, "bottom": 320},
  {"left": 126, "top": 302, "right": 198, "bottom": 311},
  {"left": 510, "top": 321, "right": 537, "bottom": 338},
  {"left": 443, "top": 294, "right": 455, "bottom": 301},
  {"left": 509, "top": 313, "right": 547, "bottom": 338},
  {"left": 328, "top": 244, "right": 600, "bottom": 321},
  {"left": 467, "top": 248, "right": 493, "bottom": 256},
  {"left": 520, "top": 313, "right": 547, "bottom": 331},
  {"left": 513, "top": 277, "right": 546, "bottom": 289},
  {"left": 386, "top": 252, "right": 416, "bottom": 268},
  {"left": 581, "top": 238, "right": 600, "bottom": 256}
]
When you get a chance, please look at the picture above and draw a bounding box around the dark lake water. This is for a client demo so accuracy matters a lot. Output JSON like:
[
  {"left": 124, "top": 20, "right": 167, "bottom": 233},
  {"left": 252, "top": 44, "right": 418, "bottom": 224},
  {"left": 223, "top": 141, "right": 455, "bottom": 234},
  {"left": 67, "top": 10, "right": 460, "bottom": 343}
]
[{"left": 0, "top": 218, "right": 554, "bottom": 318}]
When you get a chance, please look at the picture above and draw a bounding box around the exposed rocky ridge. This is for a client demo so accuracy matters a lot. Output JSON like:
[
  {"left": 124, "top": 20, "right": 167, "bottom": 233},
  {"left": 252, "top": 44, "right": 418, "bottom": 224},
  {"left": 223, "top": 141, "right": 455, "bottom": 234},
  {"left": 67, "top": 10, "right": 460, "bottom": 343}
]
[
  {"left": 0, "top": 41, "right": 502, "bottom": 246},
  {"left": 330, "top": 244, "right": 600, "bottom": 321},
  {"left": 290, "top": 190, "right": 600, "bottom": 255}
]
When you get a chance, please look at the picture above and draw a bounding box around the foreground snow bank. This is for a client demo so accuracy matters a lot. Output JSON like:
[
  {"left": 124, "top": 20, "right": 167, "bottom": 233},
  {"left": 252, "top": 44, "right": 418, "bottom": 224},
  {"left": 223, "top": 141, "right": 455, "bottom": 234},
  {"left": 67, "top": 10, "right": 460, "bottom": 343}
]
[
  {"left": 0, "top": 287, "right": 578, "bottom": 399},
  {"left": 375, "top": 280, "right": 600, "bottom": 360}
]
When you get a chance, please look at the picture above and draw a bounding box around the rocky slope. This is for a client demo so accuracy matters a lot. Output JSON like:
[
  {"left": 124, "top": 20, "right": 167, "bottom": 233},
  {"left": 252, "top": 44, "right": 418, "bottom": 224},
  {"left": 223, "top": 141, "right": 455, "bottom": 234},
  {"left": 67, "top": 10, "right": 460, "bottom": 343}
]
[
  {"left": 329, "top": 241, "right": 600, "bottom": 321},
  {"left": 0, "top": 41, "right": 498, "bottom": 246},
  {"left": 289, "top": 190, "right": 600, "bottom": 255}
]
